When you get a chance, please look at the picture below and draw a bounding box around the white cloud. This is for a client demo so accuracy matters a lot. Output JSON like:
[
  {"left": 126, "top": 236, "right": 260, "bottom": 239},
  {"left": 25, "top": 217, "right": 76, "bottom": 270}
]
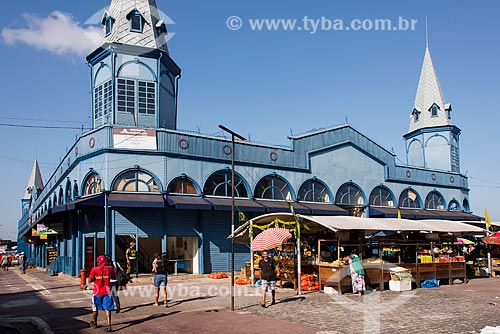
[{"left": 1, "top": 11, "right": 102, "bottom": 57}]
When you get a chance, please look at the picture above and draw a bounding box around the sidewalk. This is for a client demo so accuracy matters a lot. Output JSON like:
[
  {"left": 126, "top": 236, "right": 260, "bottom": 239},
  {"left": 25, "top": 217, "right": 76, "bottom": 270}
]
[
  {"left": 0, "top": 268, "right": 316, "bottom": 334},
  {"left": 3, "top": 267, "right": 500, "bottom": 333}
]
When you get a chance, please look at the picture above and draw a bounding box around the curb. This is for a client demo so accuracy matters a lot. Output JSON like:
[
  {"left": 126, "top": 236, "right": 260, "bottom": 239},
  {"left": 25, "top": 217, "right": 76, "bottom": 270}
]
[{"left": 0, "top": 317, "right": 54, "bottom": 334}]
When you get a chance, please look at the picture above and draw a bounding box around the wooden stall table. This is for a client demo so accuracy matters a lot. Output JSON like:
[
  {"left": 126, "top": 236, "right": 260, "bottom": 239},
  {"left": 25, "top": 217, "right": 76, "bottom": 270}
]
[
  {"left": 318, "top": 265, "right": 351, "bottom": 294},
  {"left": 450, "top": 262, "right": 467, "bottom": 283}
]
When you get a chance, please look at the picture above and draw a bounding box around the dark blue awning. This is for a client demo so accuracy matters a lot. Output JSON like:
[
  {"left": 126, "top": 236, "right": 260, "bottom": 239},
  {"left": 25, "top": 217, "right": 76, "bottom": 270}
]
[
  {"left": 108, "top": 193, "right": 164, "bottom": 208},
  {"left": 204, "top": 197, "right": 266, "bottom": 212},
  {"left": 299, "top": 202, "right": 349, "bottom": 216},
  {"left": 165, "top": 195, "right": 212, "bottom": 210}
]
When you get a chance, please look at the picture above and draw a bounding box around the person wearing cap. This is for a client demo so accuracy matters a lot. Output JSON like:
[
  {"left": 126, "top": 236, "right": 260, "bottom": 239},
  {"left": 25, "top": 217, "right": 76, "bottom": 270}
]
[
  {"left": 125, "top": 242, "right": 137, "bottom": 282},
  {"left": 88, "top": 255, "right": 116, "bottom": 332}
]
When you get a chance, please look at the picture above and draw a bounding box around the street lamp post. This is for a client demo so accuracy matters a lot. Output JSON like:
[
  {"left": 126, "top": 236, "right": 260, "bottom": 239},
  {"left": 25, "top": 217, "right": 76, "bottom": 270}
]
[{"left": 219, "top": 125, "right": 246, "bottom": 312}]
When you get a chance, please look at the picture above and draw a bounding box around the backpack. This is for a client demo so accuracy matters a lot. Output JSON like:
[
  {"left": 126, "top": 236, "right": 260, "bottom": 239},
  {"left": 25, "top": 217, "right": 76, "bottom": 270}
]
[
  {"left": 115, "top": 265, "right": 129, "bottom": 286},
  {"left": 155, "top": 259, "right": 168, "bottom": 275}
]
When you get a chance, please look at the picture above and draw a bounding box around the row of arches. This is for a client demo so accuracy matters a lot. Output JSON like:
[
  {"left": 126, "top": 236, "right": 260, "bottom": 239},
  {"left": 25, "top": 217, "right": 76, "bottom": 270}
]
[{"left": 36, "top": 168, "right": 470, "bottom": 218}]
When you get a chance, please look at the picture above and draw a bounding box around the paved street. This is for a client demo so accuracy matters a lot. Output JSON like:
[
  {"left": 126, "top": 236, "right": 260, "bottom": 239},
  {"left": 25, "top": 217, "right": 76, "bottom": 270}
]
[{"left": 1, "top": 267, "right": 500, "bottom": 333}]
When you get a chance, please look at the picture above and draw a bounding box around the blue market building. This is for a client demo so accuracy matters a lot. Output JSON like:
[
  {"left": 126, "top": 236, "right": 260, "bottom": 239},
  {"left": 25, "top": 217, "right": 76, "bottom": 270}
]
[{"left": 17, "top": 0, "right": 479, "bottom": 277}]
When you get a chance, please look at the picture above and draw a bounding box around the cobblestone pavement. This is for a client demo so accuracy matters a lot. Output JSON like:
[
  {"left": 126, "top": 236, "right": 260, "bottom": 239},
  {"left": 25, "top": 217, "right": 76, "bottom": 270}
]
[{"left": 1, "top": 267, "right": 500, "bottom": 333}]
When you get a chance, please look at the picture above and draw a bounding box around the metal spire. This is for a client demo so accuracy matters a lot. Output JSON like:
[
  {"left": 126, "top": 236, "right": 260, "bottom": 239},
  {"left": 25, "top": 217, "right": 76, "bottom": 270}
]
[{"left": 425, "top": 16, "right": 429, "bottom": 49}]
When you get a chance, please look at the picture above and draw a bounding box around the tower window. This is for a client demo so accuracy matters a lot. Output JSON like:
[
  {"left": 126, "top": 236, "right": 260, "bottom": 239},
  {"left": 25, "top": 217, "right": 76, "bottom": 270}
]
[
  {"left": 130, "top": 12, "right": 143, "bottom": 32},
  {"left": 94, "top": 80, "right": 113, "bottom": 121},
  {"left": 412, "top": 108, "right": 420, "bottom": 122},
  {"left": 138, "top": 81, "right": 156, "bottom": 114},
  {"left": 429, "top": 104, "right": 439, "bottom": 117},
  {"left": 105, "top": 17, "right": 114, "bottom": 36},
  {"left": 117, "top": 79, "right": 135, "bottom": 114},
  {"left": 117, "top": 78, "right": 156, "bottom": 116}
]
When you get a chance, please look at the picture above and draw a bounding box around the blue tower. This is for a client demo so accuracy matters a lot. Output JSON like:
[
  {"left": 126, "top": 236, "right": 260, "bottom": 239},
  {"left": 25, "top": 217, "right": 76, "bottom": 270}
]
[
  {"left": 404, "top": 45, "right": 461, "bottom": 172},
  {"left": 86, "top": 0, "right": 181, "bottom": 130}
]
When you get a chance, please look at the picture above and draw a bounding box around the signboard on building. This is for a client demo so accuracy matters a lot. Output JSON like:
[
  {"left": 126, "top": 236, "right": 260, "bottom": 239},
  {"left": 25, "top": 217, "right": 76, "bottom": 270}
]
[
  {"left": 37, "top": 223, "right": 63, "bottom": 235},
  {"left": 113, "top": 128, "right": 157, "bottom": 150},
  {"left": 47, "top": 247, "right": 57, "bottom": 265}
]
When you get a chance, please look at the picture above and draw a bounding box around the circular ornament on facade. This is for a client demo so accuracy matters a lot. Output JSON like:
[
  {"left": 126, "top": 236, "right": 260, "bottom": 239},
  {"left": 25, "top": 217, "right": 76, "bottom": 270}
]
[
  {"left": 270, "top": 152, "right": 278, "bottom": 161},
  {"left": 75, "top": 147, "right": 79, "bottom": 157},
  {"left": 431, "top": 173, "right": 436, "bottom": 181},
  {"left": 223, "top": 145, "right": 232, "bottom": 155},
  {"left": 178, "top": 138, "right": 189, "bottom": 150},
  {"left": 406, "top": 170, "right": 411, "bottom": 178},
  {"left": 450, "top": 176, "right": 455, "bottom": 183},
  {"left": 89, "top": 137, "right": 95, "bottom": 148}
]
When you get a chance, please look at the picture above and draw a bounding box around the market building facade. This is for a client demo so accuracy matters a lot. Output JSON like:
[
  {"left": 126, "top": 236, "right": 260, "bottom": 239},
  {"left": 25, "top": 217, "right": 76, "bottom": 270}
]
[{"left": 17, "top": 0, "right": 479, "bottom": 277}]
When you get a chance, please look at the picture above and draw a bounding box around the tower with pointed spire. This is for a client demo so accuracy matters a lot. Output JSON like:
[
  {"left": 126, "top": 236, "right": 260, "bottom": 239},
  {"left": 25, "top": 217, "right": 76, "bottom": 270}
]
[
  {"left": 21, "top": 160, "right": 44, "bottom": 216},
  {"left": 403, "top": 43, "right": 461, "bottom": 172},
  {"left": 86, "top": 0, "right": 181, "bottom": 130}
]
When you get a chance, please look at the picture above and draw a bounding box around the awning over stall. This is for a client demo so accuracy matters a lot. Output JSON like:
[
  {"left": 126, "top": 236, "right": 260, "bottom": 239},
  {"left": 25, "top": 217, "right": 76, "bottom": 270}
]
[{"left": 230, "top": 213, "right": 486, "bottom": 244}]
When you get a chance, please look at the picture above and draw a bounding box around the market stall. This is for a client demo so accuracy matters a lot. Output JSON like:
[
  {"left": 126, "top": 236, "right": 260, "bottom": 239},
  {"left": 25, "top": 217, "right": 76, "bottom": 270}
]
[{"left": 230, "top": 213, "right": 486, "bottom": 294}]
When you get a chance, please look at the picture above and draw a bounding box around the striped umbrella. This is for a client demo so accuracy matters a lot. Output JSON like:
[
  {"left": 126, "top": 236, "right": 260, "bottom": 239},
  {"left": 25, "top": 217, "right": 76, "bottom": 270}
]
[
  {"left": 251, "top": 228, "right": 292, "bottom": 251},
  {"left": 483, "top": 232, "right": 500, "bottom": 245}
]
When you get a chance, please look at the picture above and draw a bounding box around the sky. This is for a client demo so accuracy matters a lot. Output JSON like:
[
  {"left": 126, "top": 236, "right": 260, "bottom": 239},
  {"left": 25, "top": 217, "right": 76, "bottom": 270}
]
[{"left": 0, "top": 0, "right": 499, "bottom": 240}]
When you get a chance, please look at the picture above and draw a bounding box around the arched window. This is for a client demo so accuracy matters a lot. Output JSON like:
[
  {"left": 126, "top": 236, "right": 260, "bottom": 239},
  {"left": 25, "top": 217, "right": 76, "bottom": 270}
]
[
  {"left": 369, "top": 186, "right": 395, "bottom": 207},
  {"left": 73, "top": 182, "right": 79, "bottom": 200},
  {"left": 167, "top": 176, "right": 198, "bottom": 195},
  {"left": 254, "top": 174, "right": 293, "bottom": 200},
  {"left": 462, "top": 198, "right": 470, "bottom": 212},
  {"left": 297, "top": 179, "right": 331, "bottom": 203},
  {"left": 203, "top": 170, "right": 248, "bottom": 197},
  {"left": 425, "top": 191, "right": 445, "bottom": 210},
  {"left": 335, "top": 183, "right": 365, "bottom": 206},
  {"left": 58, "top": 186, "right": 64, "bottom": 205},
  {"left": 112, "top": 170, "right": 159, "bottom": 192},
  {"left": 398, "top": 188, "right": 421, "bottom": 208},
  {"left": 83, "top": 173, "right": 103, "bottom": 196},
  {"left": 448, "top": 199, "right": 461, "bottom": 211},
  {"left": 65, "top": 181, "right": 72, "bottom": 203}
]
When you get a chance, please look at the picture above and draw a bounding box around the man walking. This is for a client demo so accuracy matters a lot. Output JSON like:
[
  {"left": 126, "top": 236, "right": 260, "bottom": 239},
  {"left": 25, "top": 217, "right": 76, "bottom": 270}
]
[
  {"left": 152, "top": 252, "right": 169, "bottom": 307},
  {"left": 88, "top": 255, "right": 116, "bottom": 332},
  {"left": 19, "top": 252, "right": 27, "bottom": 274},
  {"left": 259, "top": 250, "right": 279, "bottom": 308},
  {"left": 105, "top": 255, "right": 124, "bottom": 313},
  {"left": 125, "top": 242, "right": 137, "bottom": 282}
]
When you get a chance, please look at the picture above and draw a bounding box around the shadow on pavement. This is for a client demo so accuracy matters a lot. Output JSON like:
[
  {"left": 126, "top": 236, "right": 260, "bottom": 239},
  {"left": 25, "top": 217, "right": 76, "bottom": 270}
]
[{"left": 113, "top": 311, "right": 181, "bottom": 331}]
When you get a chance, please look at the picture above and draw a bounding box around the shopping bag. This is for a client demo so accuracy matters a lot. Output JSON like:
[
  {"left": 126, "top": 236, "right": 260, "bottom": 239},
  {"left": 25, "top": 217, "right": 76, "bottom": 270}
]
[{"left": 421, "top": 279, "right": 439, "bottom": 288}]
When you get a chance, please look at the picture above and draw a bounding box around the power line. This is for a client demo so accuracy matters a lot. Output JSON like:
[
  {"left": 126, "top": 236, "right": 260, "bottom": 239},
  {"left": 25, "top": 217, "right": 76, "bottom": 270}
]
[
  {"left": 468, "top": 176, "right": 500, "bottom": 186},
  {"left": 0, "top": 116, "right": 87, "bottom": 124},
  {"left": 0, "top": 123, "right": 91, "bottom": 130},
  {"left": 469, "top": 184, "right": 500, "bottom": 189}
]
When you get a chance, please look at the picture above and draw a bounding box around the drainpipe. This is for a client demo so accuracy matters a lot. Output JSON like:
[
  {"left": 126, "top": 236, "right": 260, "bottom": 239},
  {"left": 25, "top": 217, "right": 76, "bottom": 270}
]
[
  {"left": 87, "top": 62, "right": 94, "bottom": 130},
  {"left": 174, "top": 74, "right": 181, "bottom": 129},
  {"left": 157, "top": 52, "right": 162, "bottom": 128},
  {"left": 104, "top": 191, "right": 110, "bottom": 255}
]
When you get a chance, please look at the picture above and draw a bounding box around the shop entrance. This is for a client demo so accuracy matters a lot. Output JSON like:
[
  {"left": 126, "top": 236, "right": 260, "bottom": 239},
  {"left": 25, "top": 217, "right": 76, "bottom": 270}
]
[
  {"left": 84, "top": 235, "right": 104, "bottom": 272},
  {"left": 115, "top": 235, "right": 162, "bottom": 273},
  {"left": 167, "top": 236, "right": 199, "bottom": 274}
]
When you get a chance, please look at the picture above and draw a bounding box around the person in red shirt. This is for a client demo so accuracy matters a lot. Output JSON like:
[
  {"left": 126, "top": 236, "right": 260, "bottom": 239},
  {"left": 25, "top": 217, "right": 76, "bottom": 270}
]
[{"left": 88, "top": 255, "right": 116, "bottom": 332}]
